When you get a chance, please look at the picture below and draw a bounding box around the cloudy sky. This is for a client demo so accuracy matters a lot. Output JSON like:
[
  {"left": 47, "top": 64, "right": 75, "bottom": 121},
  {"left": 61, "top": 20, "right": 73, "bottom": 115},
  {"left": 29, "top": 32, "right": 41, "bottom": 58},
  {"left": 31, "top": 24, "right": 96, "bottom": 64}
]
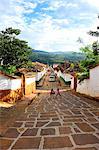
[{"left": 0, "top": 0, "right": 99, "bottom": 52}]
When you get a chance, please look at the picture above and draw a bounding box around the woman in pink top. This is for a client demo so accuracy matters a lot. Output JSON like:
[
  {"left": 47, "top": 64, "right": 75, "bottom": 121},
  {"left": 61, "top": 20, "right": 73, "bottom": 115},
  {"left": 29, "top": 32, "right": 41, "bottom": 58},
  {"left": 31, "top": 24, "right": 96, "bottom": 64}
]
[{"left": 56, "top": 88, "right": 61, "bottom": 96}]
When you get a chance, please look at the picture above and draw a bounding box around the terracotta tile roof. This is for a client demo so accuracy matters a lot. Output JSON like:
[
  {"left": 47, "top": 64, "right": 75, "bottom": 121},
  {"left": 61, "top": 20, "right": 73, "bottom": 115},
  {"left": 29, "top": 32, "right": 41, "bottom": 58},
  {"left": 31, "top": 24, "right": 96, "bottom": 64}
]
[{"left": 0, "top": 71, "right": 17, "bottom": 79}]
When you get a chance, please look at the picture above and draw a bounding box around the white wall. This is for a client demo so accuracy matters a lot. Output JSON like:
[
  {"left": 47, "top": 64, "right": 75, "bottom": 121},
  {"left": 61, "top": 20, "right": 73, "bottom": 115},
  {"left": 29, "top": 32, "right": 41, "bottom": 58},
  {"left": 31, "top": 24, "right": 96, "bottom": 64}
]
[
  {"left": 57, "top": 70, "right": 72, "bottom": 82},
  {"left": 89, "top": 66, "right": 99, "bottom": 97},
  {"left": 57, "top": 70, "right": 61, "bottom": 77},
  {"left": 0, "top": 75, "right": 21, "bottom": 90},
  {"left": 25, "top": 77, "right": 35, "bottom": 85},
  {"left": 77, "top": 66, "right": 99, "bottom": 98},
  {"left": 71, "top": 77, "right": 74, "bottom": 89},
  {"left": 0, "top": 75, "right": 36, "bottom": 91},
  {"left": 36, "top": 68, "right": 46, "bottom": 81},
  {"left": 77, "top": 79, "right": 90, "bottom": 95}
]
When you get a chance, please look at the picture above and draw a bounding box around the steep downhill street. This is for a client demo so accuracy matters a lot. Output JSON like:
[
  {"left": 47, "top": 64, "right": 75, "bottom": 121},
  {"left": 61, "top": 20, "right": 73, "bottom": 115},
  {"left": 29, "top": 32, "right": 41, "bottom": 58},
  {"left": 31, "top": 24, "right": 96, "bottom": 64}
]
[{"left": 0, "top": 72, "right": 99, "bottom": 150}]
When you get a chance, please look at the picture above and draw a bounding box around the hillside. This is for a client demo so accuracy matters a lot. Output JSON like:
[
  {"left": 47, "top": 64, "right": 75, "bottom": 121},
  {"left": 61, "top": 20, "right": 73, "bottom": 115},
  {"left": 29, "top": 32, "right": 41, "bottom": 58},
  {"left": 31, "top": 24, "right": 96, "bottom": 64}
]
[{"left": 30, "top": 50, "right": 85, "bottom": 64}]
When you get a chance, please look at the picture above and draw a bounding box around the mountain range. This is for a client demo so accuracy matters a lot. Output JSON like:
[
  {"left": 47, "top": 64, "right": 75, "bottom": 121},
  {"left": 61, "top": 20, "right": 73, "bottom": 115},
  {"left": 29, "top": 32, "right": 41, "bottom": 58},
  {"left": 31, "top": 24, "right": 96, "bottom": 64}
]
[{"left": 30, "top": 50, "right": 85, "bottom": 64}]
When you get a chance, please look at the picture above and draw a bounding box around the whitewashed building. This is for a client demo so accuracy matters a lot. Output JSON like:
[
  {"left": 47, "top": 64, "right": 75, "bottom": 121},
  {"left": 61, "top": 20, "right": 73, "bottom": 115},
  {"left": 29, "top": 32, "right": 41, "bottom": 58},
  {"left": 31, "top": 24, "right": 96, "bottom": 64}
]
[
  {"left": 0, "top": 71, "right": 36, "bottom": 102},
  {"left": 36, "top": 67, "right": 46, "bottom": 82},
  {"left": 57, "top": 70, "right": 73, "bottom": 83},
  {"left": 77, "top": 65, "right": 99, "bottom": 99}
]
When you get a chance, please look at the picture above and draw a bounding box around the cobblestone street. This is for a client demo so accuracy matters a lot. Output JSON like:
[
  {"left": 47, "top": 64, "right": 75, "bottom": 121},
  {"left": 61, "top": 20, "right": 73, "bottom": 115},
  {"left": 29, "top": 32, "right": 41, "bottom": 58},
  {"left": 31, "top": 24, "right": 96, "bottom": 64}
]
[
  {"left": 1, "top": 0, "right": 99, "bottom": 149},
  {"left": 1, "top": 89, "right": 99, "bottom": 150}
]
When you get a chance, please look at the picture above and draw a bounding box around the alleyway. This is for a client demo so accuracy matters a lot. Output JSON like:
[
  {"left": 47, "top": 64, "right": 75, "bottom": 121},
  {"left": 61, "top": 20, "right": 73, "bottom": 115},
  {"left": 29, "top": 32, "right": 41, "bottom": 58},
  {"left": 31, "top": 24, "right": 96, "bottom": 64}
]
[
  {"left": 0, "top": 72, "right": 99, "bottom": 150},
  {"left": 37, "top": 71, "right": 70, "bottom": 90}
]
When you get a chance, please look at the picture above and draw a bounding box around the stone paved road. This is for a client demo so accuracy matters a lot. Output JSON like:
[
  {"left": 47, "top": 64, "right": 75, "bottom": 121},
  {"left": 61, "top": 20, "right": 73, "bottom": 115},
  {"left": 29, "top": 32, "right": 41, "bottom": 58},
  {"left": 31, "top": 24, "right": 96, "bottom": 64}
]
[
  {"left": 37, "top": 73, "right": 69, "bottom": 90},
  {"left": 0, "top": 91, "right": 99, "bottom": 150}
]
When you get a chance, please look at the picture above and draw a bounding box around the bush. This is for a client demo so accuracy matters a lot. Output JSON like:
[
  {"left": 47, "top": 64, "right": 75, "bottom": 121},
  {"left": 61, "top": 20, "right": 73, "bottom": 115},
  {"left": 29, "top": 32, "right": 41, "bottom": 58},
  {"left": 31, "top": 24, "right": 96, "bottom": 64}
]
[{"left": 78, "top": 72, "right": 89, "bottom": 83}]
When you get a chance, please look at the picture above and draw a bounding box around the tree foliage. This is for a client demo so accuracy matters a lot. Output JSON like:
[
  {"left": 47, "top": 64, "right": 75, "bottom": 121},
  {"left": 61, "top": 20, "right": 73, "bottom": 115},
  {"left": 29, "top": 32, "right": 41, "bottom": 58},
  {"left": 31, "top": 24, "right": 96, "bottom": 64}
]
[
  {"left": 88, "top": 30, "right": 99, "bottom": 37},
  {"left": 0, "top": 27, "right": 32, "bottom": 73},
  {"left": 92, "top": 41, "right": 99, "bottom": 55},
  {"left": 78, "top": 44, "right": 99, "bottom": 82},
  {"left": 80, "top": 45, "right": 99, "bottom": 69}
]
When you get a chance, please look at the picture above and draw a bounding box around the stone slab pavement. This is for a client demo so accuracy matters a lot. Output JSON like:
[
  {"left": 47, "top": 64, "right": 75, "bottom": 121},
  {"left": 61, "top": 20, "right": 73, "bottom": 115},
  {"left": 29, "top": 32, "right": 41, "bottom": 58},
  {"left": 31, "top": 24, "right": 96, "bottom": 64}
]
[
  {"left": 0, "top": 94, "right": 37, "bottom": 136},
  {"left": 0, "top": 91, "right": 99, "bottom": 150}
]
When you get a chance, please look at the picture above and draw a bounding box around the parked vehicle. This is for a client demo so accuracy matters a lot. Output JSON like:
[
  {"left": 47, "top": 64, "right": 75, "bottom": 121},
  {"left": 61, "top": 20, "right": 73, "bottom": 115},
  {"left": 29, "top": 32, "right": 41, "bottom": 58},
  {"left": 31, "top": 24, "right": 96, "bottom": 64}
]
[{"left": 49, "top": 75, "right": 55, "bottom": 82}]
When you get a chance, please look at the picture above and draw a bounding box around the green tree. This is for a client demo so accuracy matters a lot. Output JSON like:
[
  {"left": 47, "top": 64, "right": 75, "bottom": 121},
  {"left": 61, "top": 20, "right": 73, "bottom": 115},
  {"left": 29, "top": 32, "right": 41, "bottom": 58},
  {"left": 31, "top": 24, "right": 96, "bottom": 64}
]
[
  {"left": 92, "top": 41, "right": 99, "bottom": 55},
  {"left": 80, "top": 45, "right": 99, "bottom": 69},
  {"left": 78, "top": 15, "right": 99, "bottom": 82},
  {"left": 78, "top": 45, "right": 99, "bottom": 82},
  {"left": 0, "top": 27, "right": 32, "bottom": 73}
]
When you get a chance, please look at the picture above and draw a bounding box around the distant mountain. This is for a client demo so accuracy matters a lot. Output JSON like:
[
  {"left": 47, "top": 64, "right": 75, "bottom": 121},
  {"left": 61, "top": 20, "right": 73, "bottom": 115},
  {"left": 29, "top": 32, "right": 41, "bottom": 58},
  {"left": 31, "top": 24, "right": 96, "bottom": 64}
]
[
  {"left": 30, "top": 50, "right": 85, "bottom": 64},
  {"left": 33, "top": 50, "right": 49, "bottom": 53}
]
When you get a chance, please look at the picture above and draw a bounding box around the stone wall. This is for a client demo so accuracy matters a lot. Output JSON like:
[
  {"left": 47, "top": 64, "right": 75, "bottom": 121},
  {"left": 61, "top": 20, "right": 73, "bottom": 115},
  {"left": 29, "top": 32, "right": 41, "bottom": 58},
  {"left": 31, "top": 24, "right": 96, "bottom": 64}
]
[{"left": 0, "top": 89, "right": 22, "bottom": 102}]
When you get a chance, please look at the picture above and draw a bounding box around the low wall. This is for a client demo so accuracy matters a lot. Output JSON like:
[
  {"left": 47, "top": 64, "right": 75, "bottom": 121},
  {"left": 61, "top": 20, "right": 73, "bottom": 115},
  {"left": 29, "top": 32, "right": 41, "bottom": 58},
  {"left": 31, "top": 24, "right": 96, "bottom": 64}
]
[
  {"left": 0, "top": 76, "right": 22, "bottom": 102},
  {"left": 77, "top": 78, "right": 99, "bottom": 99},
  {"left": 0, "top": 75, "right": 22, "bottom": 90},
  {"left": 57, "top": 70, "right": 72, "bottom": 84},
  {"left": 36, "top": 69, "right": 46, "bottom": 82},
  {"left": 77, "top": 79, "right": 90, "bottom": 96},
  {"left": 0, "top": 74, "right": 36, "bottom": 102},
  {"left": 76, "top": 66, "right": 99, "bottom": 99}
]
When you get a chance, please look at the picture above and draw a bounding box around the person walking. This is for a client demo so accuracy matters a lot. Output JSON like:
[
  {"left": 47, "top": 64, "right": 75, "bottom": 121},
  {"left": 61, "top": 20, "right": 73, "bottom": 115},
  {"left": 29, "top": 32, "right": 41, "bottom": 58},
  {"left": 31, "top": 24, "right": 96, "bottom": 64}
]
[
  {"left": 56, "top": 88, "right": 61, "bottom": 96},
  {"left": 50, "top": 88, "right": 55, "bottom": 95}
]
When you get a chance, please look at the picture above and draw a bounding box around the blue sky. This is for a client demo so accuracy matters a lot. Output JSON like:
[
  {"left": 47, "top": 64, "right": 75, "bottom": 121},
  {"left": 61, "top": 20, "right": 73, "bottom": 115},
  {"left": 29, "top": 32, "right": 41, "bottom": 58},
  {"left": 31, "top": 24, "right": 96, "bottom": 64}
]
[{"left": 0, "top": 0, "right": 99, "bottom": 52}]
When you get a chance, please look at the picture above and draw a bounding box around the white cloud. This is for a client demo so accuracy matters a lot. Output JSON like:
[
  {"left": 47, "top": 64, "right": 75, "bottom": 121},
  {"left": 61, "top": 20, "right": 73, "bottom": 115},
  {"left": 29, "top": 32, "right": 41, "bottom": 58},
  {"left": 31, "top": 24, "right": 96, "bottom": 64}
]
[
  {"left": 20, "top": 1, "right": 37, "bottom": 10},
  {"left": 82, "top": 0, "right": 99, "bottom": 9},
  {"left": 0, "top": 0, "right": 98, "bottom": 53},
  {"left": 66, "top": 3, "right": 78, "bottom": 8},
  {"left": 23, "top": 16, "right": 96, "bottom": 52},
  {"left": 42, "top": 1, "right": 64, "bottom": 11},
  {"left": 11, "top": 0, "right": 37, "bottom": 15},
  {"left": 49, "top": 1, "right": 65, "bottom": 9},
  {"left": 43, "top": 1, "right": 78, "bottom": 11}
]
